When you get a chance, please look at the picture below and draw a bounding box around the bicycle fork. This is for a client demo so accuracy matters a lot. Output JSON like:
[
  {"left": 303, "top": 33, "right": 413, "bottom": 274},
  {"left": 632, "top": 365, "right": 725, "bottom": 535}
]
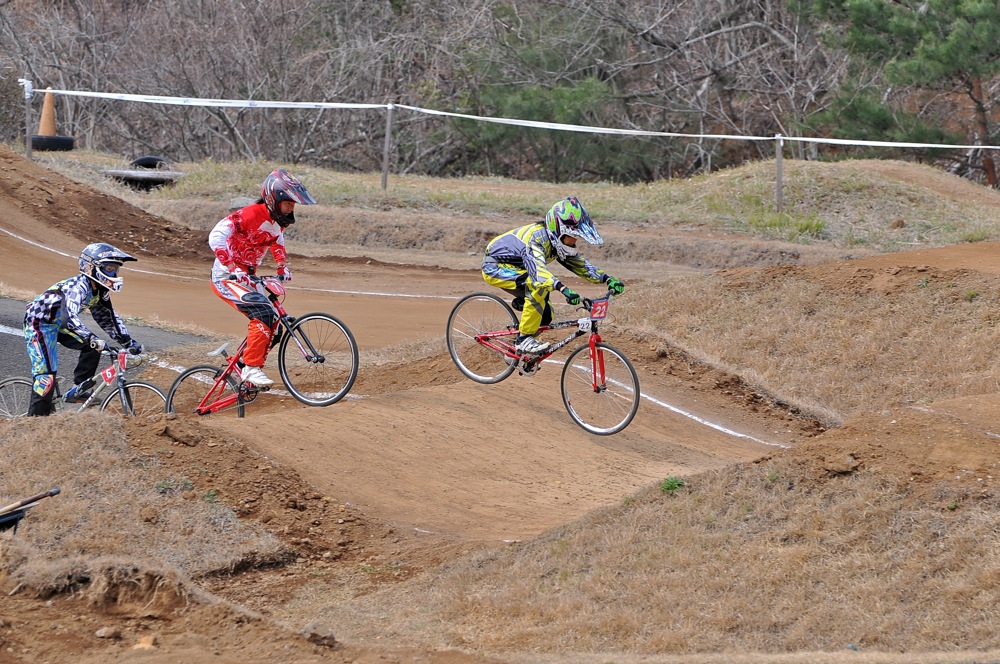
[
  {"left": 588, "top": 332, "right": 607, "bottom": 393},
  {"left": 283, "top": 317, "right": 324, "bottom": 364}
]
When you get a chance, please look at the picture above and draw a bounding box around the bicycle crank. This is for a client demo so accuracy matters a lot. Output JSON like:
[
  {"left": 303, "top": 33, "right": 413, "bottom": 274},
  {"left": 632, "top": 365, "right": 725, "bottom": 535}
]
[{"left": 518, "top": 357, "right": 541, "bottom": 376}]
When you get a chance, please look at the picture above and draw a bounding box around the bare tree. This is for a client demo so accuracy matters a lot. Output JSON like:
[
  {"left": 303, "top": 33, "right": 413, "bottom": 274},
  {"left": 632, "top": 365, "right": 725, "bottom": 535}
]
[{"left": 0, "top": 0, "right": 843, "bottom": 181}]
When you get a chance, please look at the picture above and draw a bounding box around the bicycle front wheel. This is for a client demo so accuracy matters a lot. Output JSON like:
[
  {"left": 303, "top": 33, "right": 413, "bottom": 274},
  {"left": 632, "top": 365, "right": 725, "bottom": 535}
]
[
  {"left": 561, "top": 342, "right": 640, "bottom": 435},
  {"left": 100, "top": 381, "right": 167, "bottom": 418},
  {"left": 0, "top": 377, "right": 33, "bottom": 420},
  {"left": 446, "top": 293, "right": 518, "bottom": 384},
  {"left": 166, "top": 365, "right": 245, "bottom": 418},
  {"left": 278, "top": 313, "right": 358, "bottom": 407}
]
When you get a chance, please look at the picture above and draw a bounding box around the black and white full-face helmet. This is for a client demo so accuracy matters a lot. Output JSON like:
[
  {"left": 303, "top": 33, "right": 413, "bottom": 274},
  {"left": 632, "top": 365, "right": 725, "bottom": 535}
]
[{"left": 79, "top": 242, "right": 136, "bottom": 292}]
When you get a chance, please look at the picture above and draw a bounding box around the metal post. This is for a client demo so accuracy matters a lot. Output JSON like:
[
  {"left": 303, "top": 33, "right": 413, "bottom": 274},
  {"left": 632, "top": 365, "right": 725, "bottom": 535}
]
[
  {"left": 774, "top": 133, "right": 784, "bottom": 212},
  {"left": 19, "top": 77, "right": 33, "bottom": 159},
  {"left": 381, "top": 103, "right": 395, "bottom": 190}
]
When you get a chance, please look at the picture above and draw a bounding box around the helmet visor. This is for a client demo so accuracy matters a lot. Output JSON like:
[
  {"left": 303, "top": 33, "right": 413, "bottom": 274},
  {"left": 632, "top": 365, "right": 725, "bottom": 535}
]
[{"left": 561, "top": 216, "right": 603, "bottom": 245}]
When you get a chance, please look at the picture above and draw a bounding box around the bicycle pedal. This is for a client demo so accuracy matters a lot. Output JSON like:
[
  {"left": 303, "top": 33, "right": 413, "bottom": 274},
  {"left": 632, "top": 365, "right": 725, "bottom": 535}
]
[{"left": 518, "top": 360, "right": 541, "bottom": 376}]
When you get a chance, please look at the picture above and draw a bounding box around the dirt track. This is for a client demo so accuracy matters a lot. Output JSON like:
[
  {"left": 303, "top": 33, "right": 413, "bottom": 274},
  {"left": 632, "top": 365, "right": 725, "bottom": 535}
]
[
  {"left": 0, "top": 209, "right": 803, "bottom": 542},
  {"left": 6, "top": 145, "right": 1000, "bottom": 663}
]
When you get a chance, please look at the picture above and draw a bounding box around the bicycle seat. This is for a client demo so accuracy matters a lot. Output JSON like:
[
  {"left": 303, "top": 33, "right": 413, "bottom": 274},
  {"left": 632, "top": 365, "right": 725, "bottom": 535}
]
[{"left": 207, "top": 342, "right": 230, "bottom": 357}]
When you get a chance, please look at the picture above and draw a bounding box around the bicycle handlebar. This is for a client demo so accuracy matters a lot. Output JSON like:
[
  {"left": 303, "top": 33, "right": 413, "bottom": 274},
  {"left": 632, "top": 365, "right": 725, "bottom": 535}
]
[
  {"left": 98, "top": 346, "right": 155, "bottom": 365},
  {"left": 581, "top": 289, "right": 620, "bottom": 311},
  {"left": 229, "top": 273, "right": 289, "bottom": 283}
]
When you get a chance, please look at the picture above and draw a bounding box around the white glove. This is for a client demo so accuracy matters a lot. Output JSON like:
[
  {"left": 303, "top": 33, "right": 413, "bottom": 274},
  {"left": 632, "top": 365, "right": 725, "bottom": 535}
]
[
  {"left": 229, "top": 267, "right": 250, "bottom": 284},
  {"left": 89, "top": 337, "right": 107, "bottom": 351},
  {"left": 277, "top": 265, "right": 292, "bottom": 282}
]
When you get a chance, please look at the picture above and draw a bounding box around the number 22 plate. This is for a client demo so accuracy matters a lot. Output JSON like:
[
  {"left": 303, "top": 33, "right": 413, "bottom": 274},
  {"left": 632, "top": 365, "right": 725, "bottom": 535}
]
[{"left": 590, "top": 298, "right": 609, "bottom": 320}]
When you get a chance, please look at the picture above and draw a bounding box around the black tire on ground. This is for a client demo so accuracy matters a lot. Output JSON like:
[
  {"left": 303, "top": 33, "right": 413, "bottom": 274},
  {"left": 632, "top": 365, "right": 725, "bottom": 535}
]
[
  {"left": 129, "top": 155, "right": 168, "bottom": 169},
  {"left": 31, "top": 135, "right": 75, "bottom": 151}
]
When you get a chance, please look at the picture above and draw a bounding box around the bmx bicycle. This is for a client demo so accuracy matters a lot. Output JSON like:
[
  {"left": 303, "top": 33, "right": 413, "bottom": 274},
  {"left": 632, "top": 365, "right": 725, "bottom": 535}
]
[
  {"left": 446, "top": 290, "right": 640, "bottom": 435},
  {"left": 0, "top": 346, "right": 166, "bottom": 420},
  {"left": 165, "top": 274, "right": 358, "bottom": 418}
]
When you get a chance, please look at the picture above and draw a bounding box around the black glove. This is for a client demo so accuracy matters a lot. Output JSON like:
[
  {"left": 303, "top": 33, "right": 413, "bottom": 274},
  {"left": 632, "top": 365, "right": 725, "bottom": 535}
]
[
  {"left": 562, "top": 287, "right": 581, "bottom": 305},
  {"left": 606, "top": 276, "right": 624, "bottom": 295}
]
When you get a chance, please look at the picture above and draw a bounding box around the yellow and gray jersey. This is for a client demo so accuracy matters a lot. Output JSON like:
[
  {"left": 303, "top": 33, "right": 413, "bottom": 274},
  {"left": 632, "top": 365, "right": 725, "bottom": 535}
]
[{"left": 483, "top": 223, "right": 606, "bottom": 290}]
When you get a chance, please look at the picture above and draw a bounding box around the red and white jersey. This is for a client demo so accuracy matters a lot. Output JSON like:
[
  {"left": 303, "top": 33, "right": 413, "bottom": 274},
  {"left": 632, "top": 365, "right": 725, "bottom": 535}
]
[{"left": 209, "top": 203, "right": 288, "bottom": 279}]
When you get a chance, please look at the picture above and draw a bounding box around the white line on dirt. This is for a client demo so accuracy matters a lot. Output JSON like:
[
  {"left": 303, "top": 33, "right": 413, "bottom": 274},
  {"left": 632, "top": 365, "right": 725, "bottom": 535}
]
[{"left": 0, "top": 225, "right": 456, "bottom": 299}]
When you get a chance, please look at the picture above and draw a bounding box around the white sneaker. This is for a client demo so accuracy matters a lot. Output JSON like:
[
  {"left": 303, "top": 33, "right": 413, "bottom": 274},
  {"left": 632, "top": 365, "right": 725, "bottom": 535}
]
[
  {"left": 240, "top": 365, "right": 274, "bottom": 387},
  {"left": 515, "top": 335, "right": 549, "bottom": 355}
]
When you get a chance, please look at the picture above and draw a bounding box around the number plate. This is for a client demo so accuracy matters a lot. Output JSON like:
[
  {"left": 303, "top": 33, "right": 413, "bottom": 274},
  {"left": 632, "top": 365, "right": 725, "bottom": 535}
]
[{"left": 590, "top": 298, "right": 609, "bottom": 320}]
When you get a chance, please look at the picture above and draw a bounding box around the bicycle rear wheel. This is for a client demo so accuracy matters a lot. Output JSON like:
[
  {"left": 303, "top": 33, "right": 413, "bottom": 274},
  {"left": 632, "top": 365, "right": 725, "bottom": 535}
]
[
  {"left": 0, "top": 377, "right": 33, "bottom": 420},
  {"left": 561, "top": 342, "right": 640, "bottom": 435},
  {"left": 166, "top": 365, "right": 245, "bottom": 418},
  {"left": 278, "top": 313, "right": 358, "bottom": 407},
  {"left": 446, "top": 293, "right": 518, "bottom": 384},
  {"left": 100, "top": 381, "right": 167, "bottom": 418}
]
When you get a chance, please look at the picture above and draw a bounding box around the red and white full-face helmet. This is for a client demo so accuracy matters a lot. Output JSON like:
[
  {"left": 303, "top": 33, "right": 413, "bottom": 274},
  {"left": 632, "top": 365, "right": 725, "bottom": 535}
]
[
  {"left": 261, "top": 168, "right": 317, "bottom": 228},
  {"left": 544, "top": 196, "right": 603, "bottom": 260},
  {"left": 79, "top": 242, "right": 136, "bottom": 292}
]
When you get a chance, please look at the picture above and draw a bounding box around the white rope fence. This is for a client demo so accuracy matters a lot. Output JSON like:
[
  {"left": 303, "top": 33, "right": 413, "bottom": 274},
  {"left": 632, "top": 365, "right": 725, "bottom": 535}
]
[{"left": 18, "top": 79, "right": 1000, "bottom": 207}]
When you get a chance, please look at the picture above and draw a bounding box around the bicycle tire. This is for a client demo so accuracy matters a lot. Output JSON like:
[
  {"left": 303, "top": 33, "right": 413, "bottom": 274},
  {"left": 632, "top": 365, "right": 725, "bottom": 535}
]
[
  {"left": 561, "top": 342, "right": 640, "bottom": 435},
  {"left": 166, "top": 365, "right": 245, "bottom": 418},
  {"left": 278, "top": 313, "right": 358, "bottom": 407},
  {"left": 100, "top": 380, "right": 167, "bottom": 418},
  {"left": 0, "top": 377, "right": 33, "bottom": 420},
  {"left": 446, "top": 292, "right": 519, "bottom": 384}
]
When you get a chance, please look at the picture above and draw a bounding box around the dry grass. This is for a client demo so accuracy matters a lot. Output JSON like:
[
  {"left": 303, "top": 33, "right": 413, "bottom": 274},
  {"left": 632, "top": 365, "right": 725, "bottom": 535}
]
[
  {"left": 318, "top": 456, "right": 1000, "bottom": 659},
  {"left": 614, "top": 267, "right": 1000, "bottom": 426},
  {"left": 0, "top": 411, "right": 288, "bottom": 595},
  {"left": 0, "top": 280, "right": 36, "bottom": 302}
]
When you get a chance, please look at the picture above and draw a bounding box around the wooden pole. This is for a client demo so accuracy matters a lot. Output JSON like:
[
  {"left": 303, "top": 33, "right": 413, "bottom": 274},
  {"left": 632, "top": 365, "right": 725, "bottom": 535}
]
[
  {"left": 22, "top": 76, "right": 32, "bottom": 159},
  {"left": 775, "top": 134, "right": 784, "bottom": 212},
  {"left": 381, "top": 103, "right": 394, "bottom": 191}
]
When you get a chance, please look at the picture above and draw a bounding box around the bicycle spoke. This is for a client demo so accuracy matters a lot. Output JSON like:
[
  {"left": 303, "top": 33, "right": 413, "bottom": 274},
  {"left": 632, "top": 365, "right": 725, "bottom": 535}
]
[
  {"left": 279, "top": 313, "right": 358, "bottom": 407},
  {"left": 100, "top": 381, "right": 167, "bottom": 418},
  {"left": 0, "top": 377, "right": 33, "bottom": 420},
  {"left": 166, "top": 365, "right": 244, "bottom": 418},
  {"left": 561, "top": 343, "right": 640, "bottom": 435},
  {"left": 446, "top": 293, "right": 519, "bottom": 384}
]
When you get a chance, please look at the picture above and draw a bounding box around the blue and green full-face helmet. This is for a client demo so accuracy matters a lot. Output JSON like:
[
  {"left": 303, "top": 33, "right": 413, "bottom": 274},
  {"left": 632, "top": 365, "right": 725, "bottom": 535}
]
[{"left": 544, "top": 196, "right": 603, "bottom": 260}]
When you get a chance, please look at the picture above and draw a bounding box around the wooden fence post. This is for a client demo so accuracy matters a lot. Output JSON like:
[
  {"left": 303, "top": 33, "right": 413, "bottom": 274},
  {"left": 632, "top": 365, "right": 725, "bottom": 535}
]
[
  {"left": 381, "top": 103, "right": 395, "bottom": 190},
  {"left": 775, "top": 134, "right": 784, "bottom": 212},
  {"left": 22, "top": 76, "right": 32, "bottom": 160}
]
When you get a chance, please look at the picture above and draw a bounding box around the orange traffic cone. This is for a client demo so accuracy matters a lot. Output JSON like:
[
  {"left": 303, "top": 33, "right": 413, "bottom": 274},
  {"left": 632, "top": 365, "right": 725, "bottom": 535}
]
[
  {"left": 31, "top": 87, "right": 75, "bottom": 152},
  {"left": 37, "top": 88, "right": 57, "bottom": 136}
]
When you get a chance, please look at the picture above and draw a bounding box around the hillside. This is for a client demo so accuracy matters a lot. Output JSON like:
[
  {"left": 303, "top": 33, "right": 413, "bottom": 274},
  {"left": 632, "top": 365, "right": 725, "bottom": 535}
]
[{"left": 3, "top": 145, "right": 1000, "bottom": 663}]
